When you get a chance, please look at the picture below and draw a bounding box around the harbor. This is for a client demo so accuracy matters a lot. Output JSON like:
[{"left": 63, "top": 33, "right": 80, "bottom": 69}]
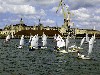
[{"left": 0, "top": 0, "right": 100, "bottom": 75}]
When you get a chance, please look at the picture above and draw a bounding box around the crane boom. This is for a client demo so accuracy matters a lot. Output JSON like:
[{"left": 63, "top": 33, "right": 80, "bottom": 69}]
[
  {"left": 56, "top": 0, "right": 67, "bottom": 19},
  {"left": 56, "top": 0, "right": 62, "bottom": 13}
]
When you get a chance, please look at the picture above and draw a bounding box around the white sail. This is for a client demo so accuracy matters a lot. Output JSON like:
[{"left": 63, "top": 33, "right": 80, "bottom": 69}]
[
  {"left": 80, "top": 37, "right": 85, "bottom": 47},
  {"left": 66, "top": 36, "right": 69, "bottom": 49},
  {"left": 56, "top": 34, "right": 62, "bottom": 41},
  {"left": 93, "top": 26, "right": 96, "bottom": 40},
  {"left": 88, "top": 37, "right": 94, "bottom": 56},
  {"left": 29, "top": 35, "right": 33, "bottom": 43},
  {"left": 11, "top": 33, "right": 14, "bottom": 38},
  {"left": 20, "top": 35, "right": 24, "bottom": 46},
  {"left": 42, "top": 33, "right": 47, "bottom": 46},
  {"left": 54, "top": 34, "right": 57, "bottom": 40},
  {"left": 93, "top": 34, "right": 95, "bottom": 40},
  {"left": 35, "top": 34, "right": 39, "bottom": 47},
  {"left": 31, "top": 35, "right": 37, "bottom": 47},
  {"left": 86, "top": 33, "right": 89, "bottom": 42},
  {"left": 6, "top": 35, "right": 10, "bottom": 41},
  {"left": 57, "top": 39, "right": 65, "bottom": 48}
]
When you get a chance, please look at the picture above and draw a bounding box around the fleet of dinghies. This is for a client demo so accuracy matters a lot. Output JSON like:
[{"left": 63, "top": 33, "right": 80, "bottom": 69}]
[{"left": 3, "top": 32, "right": 96, "bottom": 60}]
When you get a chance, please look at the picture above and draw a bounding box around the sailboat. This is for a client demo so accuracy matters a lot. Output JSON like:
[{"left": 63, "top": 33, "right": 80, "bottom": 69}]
[
  {"left": 78, "top": 37, "right": 85, "bottom": 49},
  {"left": 28, "top": 35, "right": 33, "bottom": 44},
  {"left": 53, "top": 34, "right": 57, "bottom": 41},
  {"left": 41, "top": 33, "right": 47, "bottom": 49},
  {"left": 59, "top": 35, "right": 69, "bottom": 53},
  {"left": 29, "top": 34, "right": 39, "bottom": 51},
  {"left": 17, "top": 35, "right": 24, "bottom": 49},
  {"left": 93, "top": 26, "right": 96, "bottom": 43},
  {"left": 11, "top": 32, "right": 14, "bottom": 39},
  {"left": 68, "top": 35, "right": 79, "bottom": 52},
  {"left": 77, "top": 36, "right": 94, "bottom": 59},
  {"left": 4, "top": 34, "right": 11, "bottom": 43},
  {"left": 84, "top": 33, "right": 89, "bottom": 44},
  {"left": 54, "top": 34, "right": 68, "bottom": 53}
]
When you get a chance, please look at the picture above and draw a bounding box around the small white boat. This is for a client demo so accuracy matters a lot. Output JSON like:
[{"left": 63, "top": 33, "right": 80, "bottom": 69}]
[
  {"left": 29, "top": 34, "right": 39, "bottom": 51},
  {"left": 54, "top": 34, "right": 68, "bottom": 53},
  {"left": 59, "top": 49, "right": 68, "bottom": 53},
  {"left": 77, "top": 37, "right": 85, "bottom": 50},
  {"left": 28, "top": 35, "right": 33, "bottom": 44},
  {"left": 77, "top": 36, "right": 95, "bottom": 60},
  {"left": 17, "top": 35, "right": 24, "bottom": 49},
  {"left": 68, "top": 45, "right": 79, "bottom": 52},
  {"left": 11, "top": 32, "right": 14, "bottom": 39},
  {"left": 41, "top": 32, "right": 47, "bottom": 49},
  {"left": 5, "top": 34, "right": 11, "bottom": 42},
  {"left": 84, "top": 33, "right": 89, "bottom": 44}
]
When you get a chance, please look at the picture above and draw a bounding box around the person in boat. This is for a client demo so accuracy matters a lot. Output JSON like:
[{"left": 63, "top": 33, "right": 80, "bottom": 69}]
[
  {"left": 54, "top": 46, "right": 60, "bottom": 51},
  {"left": 77, "top": 51, "right": 85, "bottom": 58},
  {"left": 17, "top": 45, "right": 23, "bottom": 49}
]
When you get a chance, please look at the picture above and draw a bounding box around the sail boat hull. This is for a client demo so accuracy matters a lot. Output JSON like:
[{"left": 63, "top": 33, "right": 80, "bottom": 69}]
[
  {"left": 41, "top": 46, "right": 47, "bottom": 49},
  {"left": 77, "top": 56, "right": 91, "bottom": 60},
  {"left": 54, "top": 46, "right": 68, "bottom": 53},
  {"left": 17, "top": 45, "right": 23, "bottom": 49},
  {"left": 29, "top": 46, "right": 38, "bottom": 51},
  {"left": 68, "top": 45, "right": 79, "bottom": 52}
]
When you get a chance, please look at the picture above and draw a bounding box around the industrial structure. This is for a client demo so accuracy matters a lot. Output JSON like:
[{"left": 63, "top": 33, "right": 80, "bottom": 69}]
[{"left": 0, "top": 0, "right": 100, "bottom": 38}]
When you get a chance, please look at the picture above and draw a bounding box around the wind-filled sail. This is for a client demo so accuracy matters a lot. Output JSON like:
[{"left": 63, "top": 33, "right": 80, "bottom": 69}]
[
  {"left": 42, "top": 33, "right": 47, "bottom": 46},
  {"left": 66, "top": 36, "right": 69, "bottom": 49},
  {"left": 31, "top": 35, "right": 38, "bottom": 47},
  {"left": 54, "top": 34, "right": 57, "bottom": 40},
  {"left": 29, "top": 35, "right": 33, "bottom": 43},
  {"left": 35, "top": 34, "right": 39, "bottom": 47},
  {"left": 11, "top": 33, "right": 14, "bottom": 38},
  {"left": 6, "top": 35, "right": 11, "bottom": 42},
  {"left": 20, "top": 35, "right": 24, "bottom": 46},
  {"left": 80, "top": 37, "right": 85, "bottom": 47},
  {"left": 86, "top": 33, "right": 89, "bottom": 42},
  {"left": 88, "top": 37, "right": 94, "bottom": 56},
  {"left": 56, "top": 35, "right": 65, "bottom": 48}
]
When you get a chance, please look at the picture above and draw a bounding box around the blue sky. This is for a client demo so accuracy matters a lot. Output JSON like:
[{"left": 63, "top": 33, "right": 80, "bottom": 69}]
[{"left": 0, "top": 0, "right": 100, "bottom": 30}]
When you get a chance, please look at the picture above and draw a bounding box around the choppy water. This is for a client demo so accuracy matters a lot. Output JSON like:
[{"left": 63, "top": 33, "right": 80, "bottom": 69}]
[{"left": 0, "top": 39, "right": 100, "bottom": 75}]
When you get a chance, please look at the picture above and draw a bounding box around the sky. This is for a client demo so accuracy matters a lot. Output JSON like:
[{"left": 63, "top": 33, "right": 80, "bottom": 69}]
[{"left": 0, "top": 0, "right": 100, "bottom": 30}]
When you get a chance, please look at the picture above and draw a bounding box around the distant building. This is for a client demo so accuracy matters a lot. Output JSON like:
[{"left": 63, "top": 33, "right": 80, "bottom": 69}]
[{"left": 0, "top": 18, "right": 100, "bottom": 38}]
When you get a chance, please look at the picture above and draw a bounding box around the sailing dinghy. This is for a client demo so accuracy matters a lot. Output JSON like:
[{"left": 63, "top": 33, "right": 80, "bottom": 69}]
[
  {"left": 77, "top": 36, "right": 94, "bottom": 60},
  {"left": 54, "top": 34, "right": 68, "bottom": 53},
  {"left": 29, "top": 34, "right": 39, "bottom": 51},
  {"left": 41, "top": 32, "right": 47, "bottom": 49},
  {"left": 17, "top": 35, "right": 24, "bottom": 49}
]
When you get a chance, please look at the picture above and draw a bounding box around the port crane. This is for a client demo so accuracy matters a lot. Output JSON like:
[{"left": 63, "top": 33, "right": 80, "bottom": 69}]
[
  {"left": 56, "top": 0, "right": 74, "bottom": 36},
  {"left": 56, "top": 0, "right": 71, "bottom": 28}
]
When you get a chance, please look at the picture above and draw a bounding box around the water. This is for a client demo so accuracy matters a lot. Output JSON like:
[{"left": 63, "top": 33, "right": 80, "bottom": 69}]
[{"left": 0, "top": 39, "right": 100, "bottom": 75}]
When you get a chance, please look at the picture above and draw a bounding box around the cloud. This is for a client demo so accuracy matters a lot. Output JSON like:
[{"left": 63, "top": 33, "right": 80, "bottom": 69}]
[
  {"left": 0, "top": 3, "right": 36, "bottom": 15},
  {"left": 30, "top": 0, "right": 60, "bottom": 5},
  {"left": 71, "top": 8, "right": 90, "bottom": 21},
  {"left": 40, "top": 9, "right": 46, "bottom": 16},
  {"left": 67, "top": 0, "right": 100, "bottom": 10},
  {"left": 41, "top": 19, "right": 55, "bottom": 25},
  {"left": 50, "top": 7, "right": 57, "bottom": 12},
  {"left": 2, "top": 0, "right": 60, "bottom": 6}
]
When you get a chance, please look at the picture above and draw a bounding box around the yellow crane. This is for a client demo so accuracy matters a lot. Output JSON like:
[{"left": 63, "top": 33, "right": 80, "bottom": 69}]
[
  {"left": 56, "top": 0, "right": 74, "bottom": 36},
  {"left": 56, "top": 0, "right": 74, "bottom": 26},
  {"left": 56, "top": 0, "right": 68, "bottom": 20}
]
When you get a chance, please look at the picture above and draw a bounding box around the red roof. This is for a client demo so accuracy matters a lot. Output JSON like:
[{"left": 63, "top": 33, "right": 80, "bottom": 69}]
[{"left": 15, "top": 30, "right": 62, "bottom": 36}]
